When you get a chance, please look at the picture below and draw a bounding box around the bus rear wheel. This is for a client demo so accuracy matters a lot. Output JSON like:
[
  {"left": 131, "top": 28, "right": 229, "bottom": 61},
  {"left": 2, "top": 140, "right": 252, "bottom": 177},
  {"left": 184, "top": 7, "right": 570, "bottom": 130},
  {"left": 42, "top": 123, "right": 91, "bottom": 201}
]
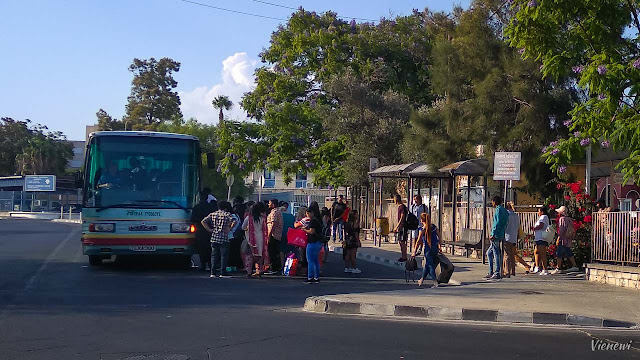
[{"left": 88, "top": 255, "right": 102, "bottom": 266}]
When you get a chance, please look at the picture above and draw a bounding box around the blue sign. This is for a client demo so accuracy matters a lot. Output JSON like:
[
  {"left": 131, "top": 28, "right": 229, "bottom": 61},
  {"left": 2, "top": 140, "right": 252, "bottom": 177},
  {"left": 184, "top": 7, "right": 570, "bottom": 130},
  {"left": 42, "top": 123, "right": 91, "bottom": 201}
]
[{"left": 24, "top": 175, "right": 56, "bottom": 192}]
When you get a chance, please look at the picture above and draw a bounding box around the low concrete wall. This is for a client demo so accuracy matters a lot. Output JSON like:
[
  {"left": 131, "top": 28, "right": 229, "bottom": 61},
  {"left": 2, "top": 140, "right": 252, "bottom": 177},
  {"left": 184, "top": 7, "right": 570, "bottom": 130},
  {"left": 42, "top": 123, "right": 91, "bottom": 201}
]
[
  {"left": 9, "top": 212, "right": 61, "bottom": 220},
  {"left": 586, "top": 263, "right": 640, "bottom": 290}
]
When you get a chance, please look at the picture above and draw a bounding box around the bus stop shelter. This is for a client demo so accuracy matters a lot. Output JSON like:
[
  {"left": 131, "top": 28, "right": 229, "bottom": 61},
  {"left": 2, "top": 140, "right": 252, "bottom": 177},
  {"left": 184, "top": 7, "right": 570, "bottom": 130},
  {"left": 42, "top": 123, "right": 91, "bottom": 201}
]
[
  {"left": 368, "top": 162, "right": 452, "bottom": 251},
  {"left": 439, "top": 158, "right": 490, "bottom": 263},
  {"left": 367, "top": 159, "right": 490, "bottom": 261}
]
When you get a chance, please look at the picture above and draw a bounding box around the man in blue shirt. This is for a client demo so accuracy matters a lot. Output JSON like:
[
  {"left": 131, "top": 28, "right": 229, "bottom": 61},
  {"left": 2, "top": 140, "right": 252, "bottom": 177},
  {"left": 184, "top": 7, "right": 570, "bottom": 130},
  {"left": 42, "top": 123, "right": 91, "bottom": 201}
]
[{"left": 485, "top": 195, "right": 508, "bottom": 281}]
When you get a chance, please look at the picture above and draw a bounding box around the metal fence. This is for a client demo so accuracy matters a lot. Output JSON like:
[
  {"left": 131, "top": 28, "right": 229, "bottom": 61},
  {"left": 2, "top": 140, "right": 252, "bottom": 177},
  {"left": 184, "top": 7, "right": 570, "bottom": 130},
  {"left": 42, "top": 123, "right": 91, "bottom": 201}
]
[
  {"left": 0, "top": 190, "right": 81, "bottom": 212},
  {"left": 592, "top": 211, "right": 640, "bottom": 265}
]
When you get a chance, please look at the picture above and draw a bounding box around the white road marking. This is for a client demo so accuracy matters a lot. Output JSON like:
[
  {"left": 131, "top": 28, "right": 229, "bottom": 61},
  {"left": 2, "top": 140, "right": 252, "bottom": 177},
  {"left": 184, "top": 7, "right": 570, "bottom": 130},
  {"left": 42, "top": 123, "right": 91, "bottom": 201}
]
[
  {"left": 23, "top": 229, "right": 79, "bottom": 293},
  {"left": 0, "top": 228, "right": 79, "bottom": 327}
]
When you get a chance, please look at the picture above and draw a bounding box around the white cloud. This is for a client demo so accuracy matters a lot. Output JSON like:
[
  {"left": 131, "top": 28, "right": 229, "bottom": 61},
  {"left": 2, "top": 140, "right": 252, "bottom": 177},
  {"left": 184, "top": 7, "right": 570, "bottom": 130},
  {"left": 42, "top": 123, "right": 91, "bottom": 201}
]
[{"left": 179, "top": 52, "right": 257, "bottom": 124}]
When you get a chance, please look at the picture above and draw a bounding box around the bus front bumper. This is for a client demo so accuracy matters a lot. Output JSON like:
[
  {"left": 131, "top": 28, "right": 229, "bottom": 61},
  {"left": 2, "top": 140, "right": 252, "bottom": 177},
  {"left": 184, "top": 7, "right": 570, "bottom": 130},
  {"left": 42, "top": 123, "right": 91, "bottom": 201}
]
[{"left": 82, "top": 236, "right": 196, "bottom": 256}]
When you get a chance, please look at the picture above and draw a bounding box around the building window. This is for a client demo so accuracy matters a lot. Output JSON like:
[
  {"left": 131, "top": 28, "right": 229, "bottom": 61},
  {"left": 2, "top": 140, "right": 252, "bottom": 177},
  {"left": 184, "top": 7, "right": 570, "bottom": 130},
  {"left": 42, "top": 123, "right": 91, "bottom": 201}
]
[
  {"left": 263, "top": 170, "right": 275, "bottom": 188},
  {"left": 295, "top": 172, "right": 307, "bottom": 189}
]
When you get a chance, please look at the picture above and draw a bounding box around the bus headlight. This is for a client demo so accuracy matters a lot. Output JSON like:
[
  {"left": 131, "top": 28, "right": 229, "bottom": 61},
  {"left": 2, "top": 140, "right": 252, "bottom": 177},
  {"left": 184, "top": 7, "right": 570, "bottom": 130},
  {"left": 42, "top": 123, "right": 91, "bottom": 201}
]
[
  {"left": 89, "top": 223, "right": 115, "bottom": 232},
  {"left": 170, "top": 223, "right": 191, "bottom": 233}
]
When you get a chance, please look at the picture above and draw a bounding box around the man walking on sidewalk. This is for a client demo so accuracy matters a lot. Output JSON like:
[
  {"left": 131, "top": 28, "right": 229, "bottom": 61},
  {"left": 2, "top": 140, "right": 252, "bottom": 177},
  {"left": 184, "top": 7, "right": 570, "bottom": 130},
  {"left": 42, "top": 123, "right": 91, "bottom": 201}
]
[
  {"left": 551, "top": 206, "right": 580, "bottom": 274},
  {"left": 266, "top": 198, "right": 284, "bottom": 274},
  {"left": 485, "top": 196, "right": 508, "bottom": 281},
  {"left": 393, "top": 194, "right": 409, "bottom": 262},
  {"left": 411, "top": 195, "right": 427, "bottom": 249},
  {"left": 331, "top": 195, "right": 347, "bottom": 243}
]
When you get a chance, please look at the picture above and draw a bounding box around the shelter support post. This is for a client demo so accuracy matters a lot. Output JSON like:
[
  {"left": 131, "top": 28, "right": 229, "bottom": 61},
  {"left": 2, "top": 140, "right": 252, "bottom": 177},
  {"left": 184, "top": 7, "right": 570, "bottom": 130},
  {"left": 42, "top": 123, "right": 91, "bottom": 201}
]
[
  {"left": 466, "top": 175, "right": 471, "bottom": 228},
  {"left": 451, "top": 177, "right": 457, "bottom": 254},
  {"left": 481, "top": 176, "right": 487, "bottom": 265},
  {"left": 438, "top": 178, "right": 443, "bottom": 235},
  {"left": 408, "top": 177, "right": 413, "bottom": 253},
  {"left": 428, "top": 181, "right": 433, "bottom": 216},
  {"left": 379, "top": 178, "right": 384, "bottom": 247}
]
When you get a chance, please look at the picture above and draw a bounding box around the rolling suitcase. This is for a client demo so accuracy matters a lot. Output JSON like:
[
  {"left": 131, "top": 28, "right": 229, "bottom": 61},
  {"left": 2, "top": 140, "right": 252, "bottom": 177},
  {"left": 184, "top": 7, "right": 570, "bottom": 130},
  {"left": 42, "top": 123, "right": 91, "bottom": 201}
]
[{"left": 435, "top": 253, "right": 455, "bottom": 284}]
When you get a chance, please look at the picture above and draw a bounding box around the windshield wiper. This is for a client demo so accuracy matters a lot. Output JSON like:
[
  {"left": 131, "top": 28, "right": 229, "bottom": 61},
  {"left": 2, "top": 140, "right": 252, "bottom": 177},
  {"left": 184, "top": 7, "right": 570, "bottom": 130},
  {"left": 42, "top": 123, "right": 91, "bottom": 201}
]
[{"left": 136, "top": 200, "right": 189, "bottom": 212}]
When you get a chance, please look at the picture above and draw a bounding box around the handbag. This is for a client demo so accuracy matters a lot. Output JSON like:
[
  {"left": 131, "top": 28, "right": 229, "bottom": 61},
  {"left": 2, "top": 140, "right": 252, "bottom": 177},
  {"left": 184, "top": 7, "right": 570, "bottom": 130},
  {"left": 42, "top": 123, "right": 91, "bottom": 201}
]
[
  {"left": 405, "top": 256, "right": 418, "bottom": 282},
  {"left": 287, "top": 228, "right": 308, "bottom": 247},
  {"left": 405, "top": 257, "right": 418, "bottom": 271},
  {"left": 542, "top": 224, "right": 556, "bottom": 243}
]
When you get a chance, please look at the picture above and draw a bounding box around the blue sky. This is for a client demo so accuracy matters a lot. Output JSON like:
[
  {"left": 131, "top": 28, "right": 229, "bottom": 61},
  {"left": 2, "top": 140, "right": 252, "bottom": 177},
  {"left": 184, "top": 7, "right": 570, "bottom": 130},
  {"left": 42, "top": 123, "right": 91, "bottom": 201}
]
[{"left": 0, "top": 0, "right": 470, "bottom": 140}]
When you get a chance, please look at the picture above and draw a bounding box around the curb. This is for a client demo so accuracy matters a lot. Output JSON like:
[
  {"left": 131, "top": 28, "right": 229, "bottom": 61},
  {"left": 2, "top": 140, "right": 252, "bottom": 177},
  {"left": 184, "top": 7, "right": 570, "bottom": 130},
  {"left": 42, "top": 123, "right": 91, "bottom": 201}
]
[
  {"left": 51, "top": 219, "right": 82, "bottom": 224},
  {"left": 303, "top": 297, "right": 639, "bottom": 329},
  {"left": 328, "top": 245, "right": 412, "bottom": 272}
]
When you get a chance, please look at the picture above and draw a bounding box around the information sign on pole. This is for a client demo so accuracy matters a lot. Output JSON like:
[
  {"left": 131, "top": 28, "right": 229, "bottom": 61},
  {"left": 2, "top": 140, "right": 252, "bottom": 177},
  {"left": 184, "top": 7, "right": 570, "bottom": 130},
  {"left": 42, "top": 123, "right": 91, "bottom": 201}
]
[
  {"left": 493, "top": 152, "right": 521, "bottom": 181},
  {"left": 24, "top": 175, "right": 56, "bottom": 192},
  {"left": 369, "top": 158, "right": 379, "bottom": 172}
]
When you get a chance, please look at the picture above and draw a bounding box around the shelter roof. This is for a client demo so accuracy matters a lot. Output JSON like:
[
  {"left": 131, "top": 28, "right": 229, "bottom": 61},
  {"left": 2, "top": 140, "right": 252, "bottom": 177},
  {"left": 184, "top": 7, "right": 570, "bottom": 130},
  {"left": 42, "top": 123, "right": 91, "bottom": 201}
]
[
  {"left": 439, "top": 158, "right": 490, "bottom": 176},
  {"left": 407, "top": 163, "right": 451, "bottom": 178},
  {"left": 368, "top": 162, "right": 425, "bottom": 178}
]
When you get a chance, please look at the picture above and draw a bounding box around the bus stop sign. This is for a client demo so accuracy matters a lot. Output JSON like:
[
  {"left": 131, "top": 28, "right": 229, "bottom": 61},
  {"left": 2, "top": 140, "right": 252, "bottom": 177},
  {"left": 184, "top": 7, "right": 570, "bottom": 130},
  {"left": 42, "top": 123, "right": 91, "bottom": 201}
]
[
  {"left": 24, "top": 175, "right": 56, "bottom": 192},
  {"left": 493, "top": 152, "right": 521, "bottom": 181}
]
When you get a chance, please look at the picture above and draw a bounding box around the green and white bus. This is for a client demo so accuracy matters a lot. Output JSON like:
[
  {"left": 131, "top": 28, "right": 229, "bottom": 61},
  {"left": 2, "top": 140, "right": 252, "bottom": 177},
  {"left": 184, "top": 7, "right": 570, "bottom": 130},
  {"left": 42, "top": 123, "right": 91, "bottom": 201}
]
[{"left": 81, "top": 131, "right": 202, "bottom": 266}]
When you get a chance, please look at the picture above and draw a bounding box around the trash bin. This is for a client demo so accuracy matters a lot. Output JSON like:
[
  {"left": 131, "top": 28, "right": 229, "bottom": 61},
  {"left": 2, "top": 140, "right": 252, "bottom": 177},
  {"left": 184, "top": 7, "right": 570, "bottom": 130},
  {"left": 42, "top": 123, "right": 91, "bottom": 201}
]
[{"left": 375, "top": 217, "right": 389, "bottom": 236}]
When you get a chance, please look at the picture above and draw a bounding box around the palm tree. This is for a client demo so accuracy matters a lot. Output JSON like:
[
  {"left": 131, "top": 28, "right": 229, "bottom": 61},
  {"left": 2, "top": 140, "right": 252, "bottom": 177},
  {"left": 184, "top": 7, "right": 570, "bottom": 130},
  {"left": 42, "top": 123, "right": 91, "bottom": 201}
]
[{"left": 212, "top": 95, "right": 233, "bottom": 124}]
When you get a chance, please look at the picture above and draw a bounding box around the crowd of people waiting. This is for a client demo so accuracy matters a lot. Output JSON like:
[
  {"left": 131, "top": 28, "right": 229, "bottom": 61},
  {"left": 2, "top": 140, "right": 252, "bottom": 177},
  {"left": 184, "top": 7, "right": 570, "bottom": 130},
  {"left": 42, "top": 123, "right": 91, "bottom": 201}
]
[
  {"left": 190, "top": 188, "right": 362, "bottom": 283},
  {"left": 484, "top": 196, "right": 581, "bottom": 281}
]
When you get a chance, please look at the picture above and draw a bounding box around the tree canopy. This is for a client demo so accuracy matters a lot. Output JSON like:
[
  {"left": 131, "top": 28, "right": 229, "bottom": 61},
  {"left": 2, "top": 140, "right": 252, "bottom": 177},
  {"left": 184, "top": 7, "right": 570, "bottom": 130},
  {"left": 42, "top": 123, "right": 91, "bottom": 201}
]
[
  {"left": 212, "top": 95, "right": 233, "bottom": 124},
  {"left": 404, "top": 1, "right": 577, "bottom": 195},
  {"left": 125, "top": 57, "right": 182, "bottom": 129},
  {"left": 239, "top": 9, "right": 432, "bottom": 186},
  {"left": 0, "top": 118, "right": 73, "bottom": 176},
  {"left": 506, "top": 0, "right": 640, "bottom": 183}
]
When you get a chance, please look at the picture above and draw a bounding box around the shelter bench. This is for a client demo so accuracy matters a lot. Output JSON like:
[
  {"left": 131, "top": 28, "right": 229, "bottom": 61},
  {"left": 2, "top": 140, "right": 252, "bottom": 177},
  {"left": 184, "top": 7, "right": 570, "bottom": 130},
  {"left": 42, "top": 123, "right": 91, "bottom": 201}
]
[{"left": 445, "top": 228, "right": 485, "bottom": 257}]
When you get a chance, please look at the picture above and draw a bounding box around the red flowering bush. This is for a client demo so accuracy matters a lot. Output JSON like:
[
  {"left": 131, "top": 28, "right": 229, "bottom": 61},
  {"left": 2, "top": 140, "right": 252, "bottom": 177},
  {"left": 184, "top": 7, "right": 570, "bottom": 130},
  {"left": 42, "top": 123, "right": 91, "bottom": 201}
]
[{"left": 547, "top": 181, "right": 593, "bottom": 267}]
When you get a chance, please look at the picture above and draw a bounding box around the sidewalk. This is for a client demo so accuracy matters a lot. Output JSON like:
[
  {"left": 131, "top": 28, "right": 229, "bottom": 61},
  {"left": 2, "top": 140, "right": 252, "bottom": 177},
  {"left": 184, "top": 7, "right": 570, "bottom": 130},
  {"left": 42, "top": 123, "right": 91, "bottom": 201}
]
[{"left": 316, "top": 239, "right": 640, "bottom": 328}]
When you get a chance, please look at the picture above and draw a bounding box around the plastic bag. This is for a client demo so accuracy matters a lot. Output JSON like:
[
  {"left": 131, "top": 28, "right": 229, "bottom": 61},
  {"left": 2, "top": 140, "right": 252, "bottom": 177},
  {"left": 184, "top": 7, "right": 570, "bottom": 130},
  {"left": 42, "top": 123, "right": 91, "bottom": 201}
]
[{"left": 287, "top": 228, "right": 308, "bottom": 247}]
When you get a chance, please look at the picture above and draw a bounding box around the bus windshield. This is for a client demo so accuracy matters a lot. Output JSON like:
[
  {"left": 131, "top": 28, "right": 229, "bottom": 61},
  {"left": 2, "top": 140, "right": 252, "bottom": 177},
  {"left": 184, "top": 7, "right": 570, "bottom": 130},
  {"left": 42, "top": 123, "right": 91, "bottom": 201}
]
[{"left": 83, "top": 135, "right": 199, "bottom": 209}]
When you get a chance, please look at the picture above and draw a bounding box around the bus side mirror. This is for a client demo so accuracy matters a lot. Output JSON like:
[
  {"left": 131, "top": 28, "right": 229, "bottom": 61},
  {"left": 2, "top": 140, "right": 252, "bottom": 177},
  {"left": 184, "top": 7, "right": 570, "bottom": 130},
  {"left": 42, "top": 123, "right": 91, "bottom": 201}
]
[
  {"left": 74, "top": 171, "right": 83, "bottom": 188},
  {"left": 206, "top": 153, "right": 216, "bottom": 169}
]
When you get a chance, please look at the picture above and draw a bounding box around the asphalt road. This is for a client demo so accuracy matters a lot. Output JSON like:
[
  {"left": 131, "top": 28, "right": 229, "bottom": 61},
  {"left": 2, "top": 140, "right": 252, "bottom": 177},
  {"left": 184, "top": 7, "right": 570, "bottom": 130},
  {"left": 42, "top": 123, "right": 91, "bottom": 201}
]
[{"left": 0, "top": 219, "right": 638, "bottom": 360}]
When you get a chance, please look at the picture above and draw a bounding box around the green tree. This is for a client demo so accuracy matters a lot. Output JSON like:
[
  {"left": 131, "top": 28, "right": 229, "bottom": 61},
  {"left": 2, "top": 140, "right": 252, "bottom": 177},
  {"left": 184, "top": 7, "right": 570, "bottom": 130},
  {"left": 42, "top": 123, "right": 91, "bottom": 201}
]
[
  {"left": 405, "top": 2, "right": 576, "bottom": 196},
  {"left": 157, "top": 117, "right": 252, "bottom": 200},
  {"left": 212, "top": 95, "right": 233, "bottom": 124},
  {"left": 124, "top": 57, "right": 182, "bottom": 129},
  {"left": 0, "top": 118, "right": 32, "bottom": 176},
  {"left": 0, "top": 120, "right": 74, "bottom": 176},
  {"left": 96, "top": 109, "right": 124, "bottom": 131},
  {"left": 241, "top": 9, "right": 432, "bottom": 185},
  {"left": 505, "top": 0, "right": 640, "bottom": 183},
  {"left": 321, "top": 70, "right": 411, "bottom": 186}
]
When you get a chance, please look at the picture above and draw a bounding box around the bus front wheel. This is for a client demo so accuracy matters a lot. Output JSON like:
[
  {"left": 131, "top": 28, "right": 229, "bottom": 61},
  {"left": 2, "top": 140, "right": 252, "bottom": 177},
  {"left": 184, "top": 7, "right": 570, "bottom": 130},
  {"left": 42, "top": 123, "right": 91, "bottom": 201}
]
[{"left": 88, "top": 255, "right": 102, "bottom": 266}]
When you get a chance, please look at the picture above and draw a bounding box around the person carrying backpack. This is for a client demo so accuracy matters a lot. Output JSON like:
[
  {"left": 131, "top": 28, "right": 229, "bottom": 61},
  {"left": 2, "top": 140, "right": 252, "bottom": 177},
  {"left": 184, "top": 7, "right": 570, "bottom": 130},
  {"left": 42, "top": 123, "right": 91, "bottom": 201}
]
[
  {"left": 343, "top": 211, "right": 362, "bottom": 274},
  {"left": 393, "top": 194, "right": 409, "bottom": 262},
  {"left": 551, "top": 206, "right": 580, "bottom": 274},
  {"left": 409, "top": 194, "right": 427, "bottom": 248}
]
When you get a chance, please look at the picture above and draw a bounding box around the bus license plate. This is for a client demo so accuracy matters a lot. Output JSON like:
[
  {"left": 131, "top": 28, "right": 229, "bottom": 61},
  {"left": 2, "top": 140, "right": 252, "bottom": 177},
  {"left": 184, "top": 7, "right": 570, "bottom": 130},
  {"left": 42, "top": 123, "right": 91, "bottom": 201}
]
[{"left": 132, "top": 245, "right": 156, "bottom": 252}]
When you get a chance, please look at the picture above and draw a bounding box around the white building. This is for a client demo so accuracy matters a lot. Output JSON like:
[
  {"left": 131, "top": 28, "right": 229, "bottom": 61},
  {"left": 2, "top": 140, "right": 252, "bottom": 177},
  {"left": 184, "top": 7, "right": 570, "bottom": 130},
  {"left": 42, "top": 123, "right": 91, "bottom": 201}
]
[{"left": 244, "top": 170, "right": 336, "bottom": 214}]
